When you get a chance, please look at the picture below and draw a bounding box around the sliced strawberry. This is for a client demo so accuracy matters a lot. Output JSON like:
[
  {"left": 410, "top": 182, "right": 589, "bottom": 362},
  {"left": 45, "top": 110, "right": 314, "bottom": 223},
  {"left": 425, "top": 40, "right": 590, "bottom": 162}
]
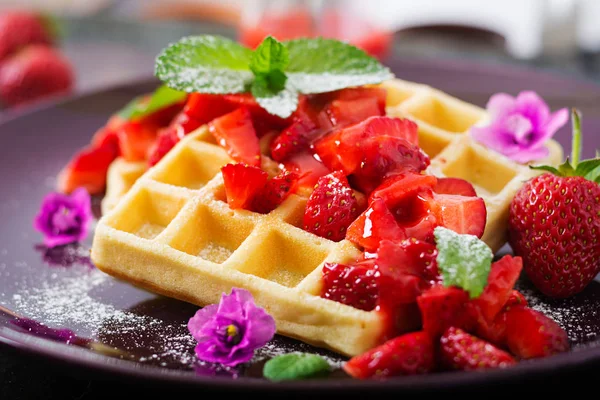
[
  {"left": 343, "top": 331, "right": 435, "bottom": 379},
  {"left": 376, "top": 241, "right": 425, "bottom": 305},
  {"left": 319, "top": 87, "right": 387, "bottom": 116},
  {"left": 303, "top": 171, "right": 363, "bottom": 241},
  {"left": 184, "top": 93, "right": 235, "bottom": 124},
  {"left": 428, "top": 193, "right": 487, "bottom": 238},
  {"left": 314, "top": 116, "right": 424, "bottom": 182},
  {"left": 148, "top": 126, "right": 179, "bottom": 167},
  {"left": 505, "top": 290, "right": 527, "bottom": 308},
  {"left": 434, "top": 177, "right": 477, "bottom": 197},
  {"left": 282, "top": 152, "right": 330, "bottom": 189},
  {"left": 346, "top": 198, "right": 407, "bottom": 252},
  {"left": 472, "top": 255, "right": 523, "bottom": 322},
  {"left": 169, "top": 111, "right": 204, "bottom": 141},
  {"left": 504, "top": 306, "right": 569, "bottom": 359},
  {"left": 57, "top": 141, "right": 119, "bottom": 195},
  {"left": 376, "top": 238, "right": 440, "bottom": 284},
  {"left": 323, "top": 97, "right": 383, "bottom": 127},
  {"left": 221, "top": 163, "right": 268, "bottom": 210},
  {"left": 116, "top": 120, "right": 159, "bottom": 162},
  {"left": 440, "top": 327, "right": 516, "bottom": 371},
  {"left": 269, "top": 118, "right": 318, "bottom": 162},
  {"left": 224, "top": 93, "right": 290, "bottom": 135},
  {"left": 473, "top": 310, "right": 509, "bottom": 348},
  {"left": 417, "top": 285, "right": 474, "bottom": 338},
  {"left": 369, "top": 173, "right": 437, "bottom": 208},
  {"left": 252, "top": 171, "right": 300, "bottom": 214},
  {"left": 209, "top": 108, "right": 261, "bottom": 166},
  {"left": 321, "top": 262, "right": 378, "bottom": 311}
]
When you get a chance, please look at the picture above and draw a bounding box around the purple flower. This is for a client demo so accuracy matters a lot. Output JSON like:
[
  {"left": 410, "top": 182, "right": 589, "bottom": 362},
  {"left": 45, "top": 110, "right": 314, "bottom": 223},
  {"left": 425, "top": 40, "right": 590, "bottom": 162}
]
[
  {"left": 471, "top": 91, "right": 568, "bottom": 163},
  {"left": 188, "top": 288, "right": 276, "bottom": 367},
  {"left": 33, "top": 188, "right": 93, "bottom": 248}
]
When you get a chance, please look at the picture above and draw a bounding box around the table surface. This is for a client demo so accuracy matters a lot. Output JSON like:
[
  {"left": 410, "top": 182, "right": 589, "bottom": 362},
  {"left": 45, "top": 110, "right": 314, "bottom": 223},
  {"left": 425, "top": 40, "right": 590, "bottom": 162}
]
[{"left": 2, "top": 16, "right": 600, "bottom": 399}]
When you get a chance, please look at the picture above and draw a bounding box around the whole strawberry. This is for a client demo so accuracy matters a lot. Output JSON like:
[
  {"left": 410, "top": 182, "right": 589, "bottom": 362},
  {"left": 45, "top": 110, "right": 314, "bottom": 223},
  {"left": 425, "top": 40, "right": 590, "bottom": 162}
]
[
  {"left": 509, "top": 109, "right": 600, "bottom": 298},
  {"left": 0, "top": 45, "right": 73, "bottom": 107},
  {"left": 0, "top": 11, "right": 53, "bottom": 62}
]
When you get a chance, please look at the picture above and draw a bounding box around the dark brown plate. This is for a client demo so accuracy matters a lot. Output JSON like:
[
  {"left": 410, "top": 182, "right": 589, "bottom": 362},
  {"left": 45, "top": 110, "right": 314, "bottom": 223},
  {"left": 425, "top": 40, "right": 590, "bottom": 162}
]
[{"left": 1, "top": 57, "right": 600, "bottom": 392}]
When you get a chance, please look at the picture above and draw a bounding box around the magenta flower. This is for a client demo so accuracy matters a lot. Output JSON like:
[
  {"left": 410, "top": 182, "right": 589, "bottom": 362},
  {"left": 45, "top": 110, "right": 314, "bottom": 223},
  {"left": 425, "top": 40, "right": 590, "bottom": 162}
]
[
  {"left": 471, "top": 91, "right": 568, "bottom": 163},
  {"left": 188, "top": 288, "right": 276, "bottom": 367},
  {"left": 34, "top": 188, "right": 93, "bottom": 248}
]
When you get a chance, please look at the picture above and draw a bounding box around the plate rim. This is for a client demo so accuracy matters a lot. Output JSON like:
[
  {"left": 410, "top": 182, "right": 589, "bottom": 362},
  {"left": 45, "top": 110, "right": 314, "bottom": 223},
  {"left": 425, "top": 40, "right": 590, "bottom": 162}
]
[{"left": 1, "top": 57, "right": 600, "bottom": 390}]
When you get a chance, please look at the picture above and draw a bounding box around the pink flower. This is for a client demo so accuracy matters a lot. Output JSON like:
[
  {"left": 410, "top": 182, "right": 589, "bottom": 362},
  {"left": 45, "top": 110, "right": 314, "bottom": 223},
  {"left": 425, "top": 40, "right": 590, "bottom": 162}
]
[
  {"left": 471, "top": 91, "right": 568, "bottom": 163},
  {"left": 33, "top": 188, "right": 93, "bottom": 248},
  {"left": 188, "top": 288, "right": 276, "bottom": 367}
]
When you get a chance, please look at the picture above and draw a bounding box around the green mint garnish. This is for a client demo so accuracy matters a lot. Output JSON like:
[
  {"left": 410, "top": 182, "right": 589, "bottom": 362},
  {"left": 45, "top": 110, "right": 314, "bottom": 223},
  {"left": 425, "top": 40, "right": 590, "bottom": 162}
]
[
  {"left": 263, "top": 353, "right": 330, "bottom": 381},
  {"left": 531, "top": 109, "right": 600, "bottom": 183},
  {"left": 155, "top": 35, "right": 393, "bottom": 118},
  {"left": 434, "top": 227, "right": 493, "bottom": 299},
  {"left": 118, "top": 85, "right": 187, "bottom": 120}
]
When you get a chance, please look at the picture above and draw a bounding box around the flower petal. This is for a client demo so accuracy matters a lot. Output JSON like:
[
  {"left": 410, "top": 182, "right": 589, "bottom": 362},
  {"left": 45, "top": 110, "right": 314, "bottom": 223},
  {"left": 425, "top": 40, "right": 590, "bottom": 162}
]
[
  {"left": 531, "top": 107, "right": 569, "bottom": 148},
  {"left": 506, "top": 114, "right": 533, "bottom": 144},
  {"left": 471, "top": 124, "right": 520, "bottom": 155},
  {"left": 188, "top": 304, "right": 219, "bottom": 342},
  {"left": 241, "top": 303, "right": 277, "bottom": 349},
  {"left": 216, "top": 290, "right": 245, "bottom": 322},
  {"left": 486, "top": 93, "right": 516, "bottom": 120},
  {"left": 511, "top": 145, "right": 550, "bottom": 164},
  {"left": 514, "top": 91, "right": 550, "bottom": 131},
  {"left": 44, "top": 234, "right": 79, "bottom": 248}
]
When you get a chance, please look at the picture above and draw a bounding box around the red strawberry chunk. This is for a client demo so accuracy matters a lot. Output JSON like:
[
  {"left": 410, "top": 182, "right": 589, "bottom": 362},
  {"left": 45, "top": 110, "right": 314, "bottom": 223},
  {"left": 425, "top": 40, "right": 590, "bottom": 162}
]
[
  {"left": 169, "top": 111, "right": 204, "bottom": 141},
  {"left": 252, "top": 171, "right": 299, "bottom": 214},
  {"left": 209, "top": 108, "right": 261, "bottom": 166},
  {"left": 321, "top": 262, "right": 378, "bottom": 311},
  {"left": 224, "top": 93, "right": 290, "bottom": 135},
  {"left": 116, "top": 120, "right": 159, "bottom": 162},
  {"left": 282, "top": 152, "right": 331, "bottom": 188},
  {"left": 270, "top": 118, "right": 318, "bottom": 162},
  {"left": 343, "top": 331, "right": 435, "bottom": 379},
  {"left": 184, "top": 93, "right": 235, "bottom": 124},
  {"left": 148, "top": 127, "right": 179, "bottom": 167},
  {"left": 319, "top": 87, "right": 387, "bottom": 116},
  {"left": 440, "top": 327, "right": 516, "bottom": 371},
  {"left": 314, "top": 116, "right": 427, "bottom": 192},
  {"left": 417, "top": 285, "right": 474, "bottom": 338},
  {"left": 346, "top": 198, "right": 407, "bottom": 252},
  {"left": 504, "top": 306, "right": 569, "bottom": 359},
  {"left": 369, "top": 173, "right": 438, "bottom": 208},
  {"left": 303, "top": 171, "right": 363, "bottom": 242},
  {"left": 434, "top": 177, "right": 477, "bottom": 197},
  {"left": 472, "top": 255, "right": 523, "bottom": 322},
  {"left": 376, "top": 239, "right": 440, "bottom": 284},
  {"left": 57, "top": 140, "right": 119, "bottom": 195},
  {"left": 323, "top": 97, "right": 383, "bottom": 127},
  {"left": 221, "top": 163, "right": 268, "bottom": 210},
  {"left": 473, "top": 310, "right": 509, "bottom": 348},
  {"left": 428, "top": 193, "right": 487, "bottom": 238}
]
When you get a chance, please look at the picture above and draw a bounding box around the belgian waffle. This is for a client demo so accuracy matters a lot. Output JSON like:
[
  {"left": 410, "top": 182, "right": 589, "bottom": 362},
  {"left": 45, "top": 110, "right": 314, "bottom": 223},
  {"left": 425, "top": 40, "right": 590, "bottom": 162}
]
[{"left": 91, "top": 79, "right": 563, "bottom": 356}]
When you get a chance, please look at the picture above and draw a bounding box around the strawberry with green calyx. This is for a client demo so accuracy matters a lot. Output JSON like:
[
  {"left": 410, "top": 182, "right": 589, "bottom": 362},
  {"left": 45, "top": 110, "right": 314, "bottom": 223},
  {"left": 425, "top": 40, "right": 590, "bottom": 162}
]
[{"left": 509, "top": 109, "right": 600, "bottom": 298}]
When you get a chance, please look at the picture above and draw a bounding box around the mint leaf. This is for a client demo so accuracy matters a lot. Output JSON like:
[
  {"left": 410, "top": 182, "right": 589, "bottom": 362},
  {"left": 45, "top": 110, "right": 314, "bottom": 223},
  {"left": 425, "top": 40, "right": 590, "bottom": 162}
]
[
  {"left": 155, "top": 35, "right": 253, "bottom": 94},
  {"left": 263, "top": 353, "right": 330, "bottom": 381},
  {"left": 250, "top": 36, "right": 289, "bottom": 92},
  {"left": 285, "top": 38, "right": 393, "bottom": 94},
  {"left": 434, "top": 227, "right": 493, "bottom": 299},
  {"left": 251, "top": 78, "right": 298, "bottom": 118},
  {"left": 119, "top": 85, "right": 187, "bottom": 120}
]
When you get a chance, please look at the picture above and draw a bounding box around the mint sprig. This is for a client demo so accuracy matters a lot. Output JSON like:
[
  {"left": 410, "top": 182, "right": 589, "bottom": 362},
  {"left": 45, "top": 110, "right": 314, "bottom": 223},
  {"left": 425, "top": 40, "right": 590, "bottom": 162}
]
[
  {"left": 263, "top": 353, "right": 330, "bottom": 381},
  {"left": 155, "top": 35, "right": 393, "bottom": 118},
  {"left": 531, "top": 109, "right": 600, "bottom": 183},
  {"left": 118, "top": 85, "right": 187, "bottom": 120},
  {"left": 434, "top": 227, "right": 493, "bottom": 299}
]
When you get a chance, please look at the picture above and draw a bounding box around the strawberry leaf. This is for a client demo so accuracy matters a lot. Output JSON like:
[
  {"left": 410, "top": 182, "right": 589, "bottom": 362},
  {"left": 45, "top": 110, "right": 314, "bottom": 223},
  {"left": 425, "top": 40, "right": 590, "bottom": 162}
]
[
  {"left": 576, "top": 159, "right": 600, "bottom": 178},
  {"left": 434, "top": 227, "right": 493, "bottom": 299},
  {"left": 585, "top": 165, "right": 600, "bottom": 183},
  {"left": 263, "top": 353, "right": 330, "bottom": 381},
  {"left": 530, "top": 165, "right": 561, "bottom": 175}
]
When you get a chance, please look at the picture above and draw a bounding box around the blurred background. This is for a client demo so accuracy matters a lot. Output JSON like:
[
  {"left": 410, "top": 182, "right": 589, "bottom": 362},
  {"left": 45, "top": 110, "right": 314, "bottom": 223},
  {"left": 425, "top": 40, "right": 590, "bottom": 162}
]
[{"left": 0, "top": 0, "right": 600, "bottom": 107}]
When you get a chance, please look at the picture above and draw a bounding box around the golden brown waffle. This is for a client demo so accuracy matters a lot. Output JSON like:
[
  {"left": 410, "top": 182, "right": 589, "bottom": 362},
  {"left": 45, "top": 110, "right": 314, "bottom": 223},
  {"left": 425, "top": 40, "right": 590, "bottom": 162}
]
[{"left": 92, "top": 79, "right": 563, "bottom": 356}]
